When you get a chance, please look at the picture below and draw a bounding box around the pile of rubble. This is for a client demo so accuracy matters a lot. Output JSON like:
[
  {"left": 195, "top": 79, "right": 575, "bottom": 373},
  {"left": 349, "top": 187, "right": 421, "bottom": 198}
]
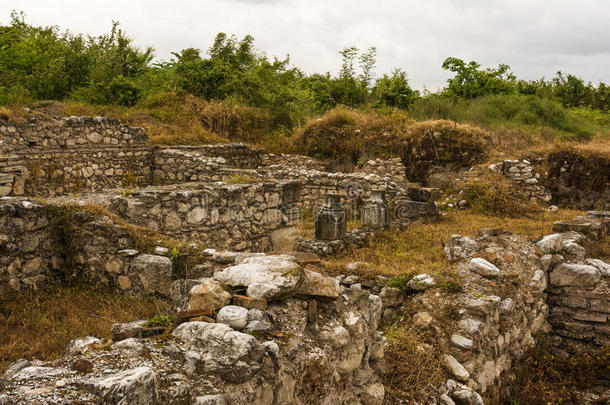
[{"left": 0, "top": 254, "right": 386, "bottom": 405}]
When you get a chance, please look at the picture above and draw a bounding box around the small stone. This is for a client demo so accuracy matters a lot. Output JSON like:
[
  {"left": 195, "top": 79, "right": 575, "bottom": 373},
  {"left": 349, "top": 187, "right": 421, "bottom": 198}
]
[
  {"left": 442, "top": 354, "right": 470, "bottom": 382},
  {"left": 117, "top": 276, "right": 132, "bottom": 290},
  {"left": 216, "top": 305, "right": 249, "bottom": 330},
  {"left": 154, "top": 246, "right": 169, "bottom": 255},
  {"left": 117, "top": 249, "right": 139, "bottom": 257},
  {"left": 468, "top": 258, "right": 501, "bottom": 278},
  {"left": 232, "top": 295, "right": 267, "bottom": 310},
  {"left": 193, "top": 395, "right": 227, "bottom": 405},
  {"left": 407, "top": 273, "right": 436, "bottom": 291},
  {"left": 562, "top": 241, "right": 586, "bottom": 258},
  {"left": 451, "top": 334, "right": 473, "bottom": 350},
  {"left": 445, "top": 235, "right": 477, "bottom": 262},
  {"left": 346, "top": 262, "right": 370, "bottom": 273},
  {"left": 188, "top": 278, "right": 232, "bottom": 313},
  {"left": 66, "top": 336, "right": 101, "bottom": 356},
  {"left": 586, "top": 258, "right": 610, "bottom": 277},
  {"left": 458, "top": 318, "right": 482, "bottom": 335},
  {"left": 343, "top": 274, "right": 360, "bottom": 285},
  {"left": 535, "top": 234, "right": 563, "bottom": 255},
  {"left": 439, "top": 394, "right": 456, "bottom": 405},
  {"left": 413, "top": 311, "right": 433, "bottom": 328},
  {"left": 296, "top": 269, "right": 341, "bottom": 300}
]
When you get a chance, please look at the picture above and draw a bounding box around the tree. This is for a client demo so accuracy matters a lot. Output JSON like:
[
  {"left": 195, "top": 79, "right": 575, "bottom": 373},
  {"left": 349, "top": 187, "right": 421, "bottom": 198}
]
[
  {"left": 372, "top": 69, "right": 419, "bottom": 108},
  {"left": 359, "top": 46, "right": 376, "bottom": 88},
  {"left": 441, "top": 57, "right": 516, "bottom": 98}
]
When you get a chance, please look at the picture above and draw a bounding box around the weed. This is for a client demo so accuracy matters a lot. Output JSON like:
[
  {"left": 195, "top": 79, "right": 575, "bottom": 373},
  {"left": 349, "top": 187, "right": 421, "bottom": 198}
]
[
  {"left": 224, "top": 173, "right": 258, "bottom": 184},
  {"left": 386, "top": 272, "right": 417, "bottom": 291},
  {"left": 383, "top": 321, "right": 445, "bottom": 402},
  {"left": 145, "top": 314, "right": 172, "bottom": 328}
]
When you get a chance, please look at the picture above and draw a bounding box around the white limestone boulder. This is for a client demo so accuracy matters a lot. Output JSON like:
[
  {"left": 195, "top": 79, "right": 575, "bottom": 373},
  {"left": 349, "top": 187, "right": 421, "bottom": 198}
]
[{"left": 214, "top": 255, "right": 303, "bottom": 300}]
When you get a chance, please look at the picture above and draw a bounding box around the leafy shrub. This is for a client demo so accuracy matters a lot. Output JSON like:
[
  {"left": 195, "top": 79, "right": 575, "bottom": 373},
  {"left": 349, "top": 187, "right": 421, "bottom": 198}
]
[{"left": 144, "top": 314, "right": 172, "bottom": 328}]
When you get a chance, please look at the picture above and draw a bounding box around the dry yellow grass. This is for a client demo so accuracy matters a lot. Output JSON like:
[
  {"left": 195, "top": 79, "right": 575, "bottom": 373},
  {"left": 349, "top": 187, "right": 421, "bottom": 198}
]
[
  {"left": 0, "top": 286, "right": 170, "bottom": 373},
  {"left": 321, "top": 208, "right": 584, "bottom": 280}
]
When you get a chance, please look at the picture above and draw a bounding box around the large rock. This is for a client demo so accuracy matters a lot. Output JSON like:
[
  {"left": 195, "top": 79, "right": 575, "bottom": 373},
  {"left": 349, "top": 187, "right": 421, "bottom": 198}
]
[
  {"left": 296, "top": 269, "right": 341, "bottom": 300},
  {"left": 172, "top": 322, "right": 265, "bottom": 383},
  {"left": 188, "top": 278, "right": 232, "bottom": 313},
  {"left": 65, "top": 336, "right": 101, "bottom": 356},
  {"left": 91, "top": 366, "right": 158, "bottom": 405},
  {"left": 535, "top": 234, "right": 563, "bottom": 255},
  {"left": 445, "top": 235, "right": 477, "bottom": 262},
  {"left": 131, "top": 254, "right": 172, "bottom": 296},
  {"left": 549, "top": 263, "right": 601, "bottom": 287},
  {"left": 468, "top": 258, "right": 501, "bottom": 278},
  {"left": 214, "top": 255, "right": 303, "bottom": 300},
  {"left": 270, "top": 226, "right": 300, "bottom": 253}
]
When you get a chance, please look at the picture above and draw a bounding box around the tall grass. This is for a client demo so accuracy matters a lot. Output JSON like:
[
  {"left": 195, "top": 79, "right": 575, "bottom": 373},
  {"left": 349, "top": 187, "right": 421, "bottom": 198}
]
[{"left": 409, "top": 94, "right": 610, "bottom": 141}]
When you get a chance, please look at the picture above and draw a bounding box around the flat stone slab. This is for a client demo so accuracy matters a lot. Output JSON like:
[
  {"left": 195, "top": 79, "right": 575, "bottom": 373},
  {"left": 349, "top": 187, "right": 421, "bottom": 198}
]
[{"left": 549, "top": 263, "right": 601, "bottom": 287}]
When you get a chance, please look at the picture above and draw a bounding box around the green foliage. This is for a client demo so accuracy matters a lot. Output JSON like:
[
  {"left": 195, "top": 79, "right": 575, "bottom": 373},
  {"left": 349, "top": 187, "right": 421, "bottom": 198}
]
[
  {"left": 2, "top": 11, "right": 608, "bottom": 143},
  {"left": 386, "top": 272, "right": 417, "bottom": 291},
  {"left": 144, "top": 314, "right": 172, "bottom": 328},
  {"left": 409, "top": 93, "right": 602, "bottom": 141},
  {"left": 0, "top": 13, "right": 152, "bottom": 106},
  {"left": 442, "top": 57, "right": 516, "bottom": 99},
  {"left": 372, "top": 69, "right": 419, "bottom": 108}
]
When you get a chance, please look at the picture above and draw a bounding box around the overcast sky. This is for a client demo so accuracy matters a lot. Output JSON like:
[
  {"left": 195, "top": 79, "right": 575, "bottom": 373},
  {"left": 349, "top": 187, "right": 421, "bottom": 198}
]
[{"left": 4, "top": 1, "right": 610, "bottom": 91}]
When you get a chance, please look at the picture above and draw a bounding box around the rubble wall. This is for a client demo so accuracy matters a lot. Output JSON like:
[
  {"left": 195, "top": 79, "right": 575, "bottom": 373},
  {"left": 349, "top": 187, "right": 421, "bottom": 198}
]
[
  {"left": 0, "top": 116, "right": 151, "bottom": 197},
  {"left": 105, "top": 181, "right": 302, "bottom": 252},
  {"left": 0, "top": 197, "right": 175, "bottom": 299}
]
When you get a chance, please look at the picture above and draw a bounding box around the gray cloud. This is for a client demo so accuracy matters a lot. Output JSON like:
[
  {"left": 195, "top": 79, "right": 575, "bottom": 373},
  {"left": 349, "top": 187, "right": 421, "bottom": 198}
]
[{"left": 3, "top": 0, "right": 609, "bottom": 90}]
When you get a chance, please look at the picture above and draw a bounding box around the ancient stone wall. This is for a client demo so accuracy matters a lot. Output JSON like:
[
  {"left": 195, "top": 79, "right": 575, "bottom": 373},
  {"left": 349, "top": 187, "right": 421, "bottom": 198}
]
[
  {"left": 356, "top": 157, "right": 407, "bottom": 184},
  {"left": 0, "top": 116, "right": 151, "bottom": 197},
  {"left": 104, "top": 180, "right": 302, "bottom": 252},
  {"left": 160, "top": 144, "right": 262, "bottom": 169},
  {"left": 260, "top": 152, "right": 327, "bottom": 171},
  {"left": 534, "top": 230, "right": 610, "bottom": 346},
  {"left": 258, "top": 165, "right": 436, "bottom": 221},
  {"left": 0, "top": 197, "right": 174, "bottom": 298},
  {"left": 491, "top": 159, "right": 552, "bottom": 203}
]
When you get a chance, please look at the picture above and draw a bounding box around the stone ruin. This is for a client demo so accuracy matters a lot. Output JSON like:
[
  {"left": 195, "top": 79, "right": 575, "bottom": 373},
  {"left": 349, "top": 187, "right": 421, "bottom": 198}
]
[{"left": 0, "top": 115, "right": 609, "bottom": 404}]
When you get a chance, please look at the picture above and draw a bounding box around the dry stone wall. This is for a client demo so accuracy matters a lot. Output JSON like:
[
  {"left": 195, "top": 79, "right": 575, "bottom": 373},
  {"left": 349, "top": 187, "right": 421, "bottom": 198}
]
[
  {"left": 490, "top": 159, "right": 552, "bottom": 203},
  {"left": 0, "top": 116, "right": 151, "bottom": 197},
  {"left": 0, "top": 197, "right": 175, "bottom": 298},
  {"left": 258, "top": 165, "right": 437, "bottom": 222},
  {"left": 104, "top": 180, "right": 302, "bottom": 252},
  {"left": 536, "top": 231, "right": 610, "bottom": 346}
]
